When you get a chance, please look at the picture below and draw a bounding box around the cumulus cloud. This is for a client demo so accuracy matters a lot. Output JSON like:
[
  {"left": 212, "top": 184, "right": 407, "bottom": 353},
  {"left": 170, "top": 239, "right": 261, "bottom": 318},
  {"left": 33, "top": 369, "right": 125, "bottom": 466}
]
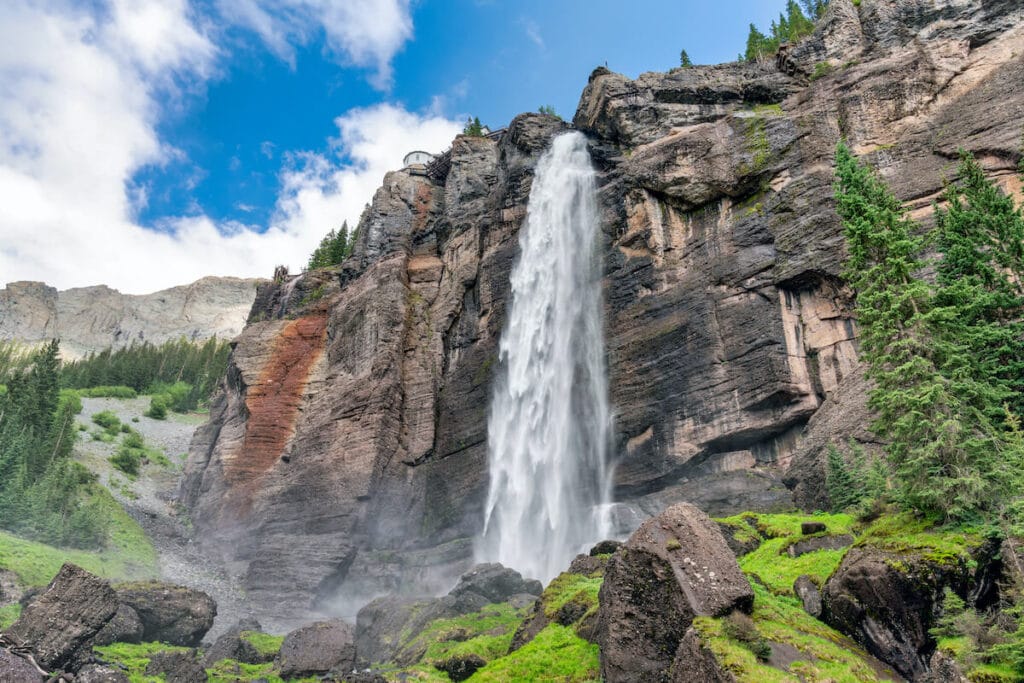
[
  {"left": 0, "top": 0, "right": 459, "bottom": 294},
  {"left": 216, "top": 0, "right": 413, "bottom": 88}
]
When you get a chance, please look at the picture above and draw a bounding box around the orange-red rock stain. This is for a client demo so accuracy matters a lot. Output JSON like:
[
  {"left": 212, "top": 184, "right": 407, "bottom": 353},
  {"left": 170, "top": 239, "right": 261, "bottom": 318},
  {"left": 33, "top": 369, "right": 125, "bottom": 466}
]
[{"left": 225, "top": 314, "right": 328, "bottom": 510}]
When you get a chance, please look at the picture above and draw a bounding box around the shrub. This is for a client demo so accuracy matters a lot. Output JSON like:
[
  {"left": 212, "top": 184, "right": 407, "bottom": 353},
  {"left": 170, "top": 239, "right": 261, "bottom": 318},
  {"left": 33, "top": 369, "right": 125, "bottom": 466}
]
[
  {"left": 91, "top": 410, "right": 121, "bottom": 435},
  {"left": 145, "top": 396, "right": 168, "bottom": 420},
  {"left": 110, "top": 449, "right": 141, "bottom": 476}
]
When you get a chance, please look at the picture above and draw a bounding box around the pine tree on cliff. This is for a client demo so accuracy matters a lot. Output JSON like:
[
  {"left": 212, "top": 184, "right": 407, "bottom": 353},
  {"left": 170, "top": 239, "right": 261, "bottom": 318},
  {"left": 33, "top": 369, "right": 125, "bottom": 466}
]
[
  {"left": 835, "top": 143, "right": 1016, "bottom": 521},
  {"left": 306, "top": 222, "right": 351, "bottom": 271},
  {"left": 934, "top": 152, "right": 1024, "bottom": 420}
]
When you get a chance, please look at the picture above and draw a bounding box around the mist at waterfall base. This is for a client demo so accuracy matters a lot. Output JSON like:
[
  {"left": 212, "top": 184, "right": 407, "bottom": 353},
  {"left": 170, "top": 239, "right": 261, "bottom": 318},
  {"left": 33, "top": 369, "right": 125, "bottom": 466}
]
[{"left": 477, "top": 131, "right": 614, "bottom": 584}]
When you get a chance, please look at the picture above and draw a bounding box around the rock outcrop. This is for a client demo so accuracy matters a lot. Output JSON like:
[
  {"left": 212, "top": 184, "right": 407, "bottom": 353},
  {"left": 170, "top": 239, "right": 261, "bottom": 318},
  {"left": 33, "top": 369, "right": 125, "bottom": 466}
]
[
  {"left": 0, "top": 276, "right": 260, "bottom": 359},
  {"left": 7, "top": 563, "right": 119, "bottom": 672},
  {"left": 114, "top": 582, "right": 216, "bottom": 647},
  {"left": 596, "top": 503, "right": 753, "bottom": 682},
  {"left": 278, "top": 620, "right": 356, "bottom": 679},
  {"left": 180, "top": 0, "right": 1024, "bottom": 619}
]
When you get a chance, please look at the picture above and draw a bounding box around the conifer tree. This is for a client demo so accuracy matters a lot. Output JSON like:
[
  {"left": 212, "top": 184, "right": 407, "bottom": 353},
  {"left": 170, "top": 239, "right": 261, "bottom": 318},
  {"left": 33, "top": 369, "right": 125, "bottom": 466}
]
[
  {"left": 835, "top": 142, "right": 1016, "bottom": 520},
  {"left": 679, "top": 49, "right": 692, "bottom": 68}
]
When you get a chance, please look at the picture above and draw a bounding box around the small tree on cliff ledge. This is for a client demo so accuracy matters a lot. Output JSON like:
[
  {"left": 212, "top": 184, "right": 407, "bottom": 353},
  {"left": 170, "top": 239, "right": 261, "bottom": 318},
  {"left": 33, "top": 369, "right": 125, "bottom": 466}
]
[{"left": 834, "top": 143, "right": 1019, "bottom": 521}]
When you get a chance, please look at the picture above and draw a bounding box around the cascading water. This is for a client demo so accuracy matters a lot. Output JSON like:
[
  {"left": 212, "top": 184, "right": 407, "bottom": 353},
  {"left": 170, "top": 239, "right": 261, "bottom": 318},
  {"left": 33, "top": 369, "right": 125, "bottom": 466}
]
[{"left": 477, "top": 131, "right": 612, "bottom": 583}]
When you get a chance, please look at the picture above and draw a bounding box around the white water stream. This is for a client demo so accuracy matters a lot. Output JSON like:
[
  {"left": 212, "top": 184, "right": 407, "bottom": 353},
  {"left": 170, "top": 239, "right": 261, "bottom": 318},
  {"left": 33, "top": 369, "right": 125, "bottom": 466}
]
[{"left": 477, "top": 131, "right": 613, "bottom": 583}]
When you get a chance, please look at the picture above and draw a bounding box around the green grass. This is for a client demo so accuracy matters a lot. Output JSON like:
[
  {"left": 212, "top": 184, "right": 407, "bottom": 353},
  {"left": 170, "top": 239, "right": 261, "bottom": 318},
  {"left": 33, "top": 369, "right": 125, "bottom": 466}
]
[
  {"left": 93, "top": 642, "right": 191, "bottom": 683},
  {"left": 0, "top": 603, "right": 21, "bottom": 629},
  {"left": 0, "top": 487, "right": 156, "bottom": 589},
  {"left": 693, "top": 584, "right": 894, "bottom": 682},
  {"left": 240, "top": 631, "right": 284, "bottom": 658},
  {"left": 466, "top": 624, "right": 600, "bottom": 682}
]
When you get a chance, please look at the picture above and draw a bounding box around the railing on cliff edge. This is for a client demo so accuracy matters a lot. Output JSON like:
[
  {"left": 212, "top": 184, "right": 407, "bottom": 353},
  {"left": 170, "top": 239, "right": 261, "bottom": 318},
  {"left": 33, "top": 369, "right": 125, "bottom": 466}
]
[{"left": 425, "top": 128, "right": 508, "bottom": 185}]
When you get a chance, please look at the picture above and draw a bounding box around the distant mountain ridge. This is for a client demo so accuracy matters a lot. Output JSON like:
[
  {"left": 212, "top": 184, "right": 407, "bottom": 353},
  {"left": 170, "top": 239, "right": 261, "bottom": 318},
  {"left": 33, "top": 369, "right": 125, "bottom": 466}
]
[{"left": 0, "top": 276, "right": 261, "bottom": 359}]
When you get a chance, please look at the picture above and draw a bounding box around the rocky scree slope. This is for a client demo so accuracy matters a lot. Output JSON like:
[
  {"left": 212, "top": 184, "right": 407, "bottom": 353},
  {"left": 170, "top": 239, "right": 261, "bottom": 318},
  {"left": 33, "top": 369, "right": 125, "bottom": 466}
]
[
  {"left": 179, "top": 0, "right": 1024, "bottom": 622},
  {"left": 0, "top": 276, "right": 260, "bottom": 358}
]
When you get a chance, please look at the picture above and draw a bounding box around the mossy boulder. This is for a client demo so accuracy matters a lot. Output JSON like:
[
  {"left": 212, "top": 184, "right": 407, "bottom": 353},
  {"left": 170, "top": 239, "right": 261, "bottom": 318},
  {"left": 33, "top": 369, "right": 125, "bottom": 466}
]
[
  {"left": 597, "top": 502, "right": 754, "bottom": 682},
  {"left": 821, "top": 515, "right": 999, "bottom": 680}
]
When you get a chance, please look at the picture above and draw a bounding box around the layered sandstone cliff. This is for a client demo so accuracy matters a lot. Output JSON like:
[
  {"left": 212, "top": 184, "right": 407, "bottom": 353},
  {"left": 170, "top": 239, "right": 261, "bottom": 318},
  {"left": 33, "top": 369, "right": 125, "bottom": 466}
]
[
  {"left": 0, "top": 277, "right": 260, "bottom": 358},
  {"left": 180, "top": 0, "right": 1024, "bottom": 622}
]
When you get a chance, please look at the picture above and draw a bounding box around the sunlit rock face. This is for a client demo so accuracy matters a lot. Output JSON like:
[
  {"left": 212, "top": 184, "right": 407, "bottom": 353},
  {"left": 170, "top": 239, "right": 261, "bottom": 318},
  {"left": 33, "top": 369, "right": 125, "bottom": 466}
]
[
  {"left": 180, "top": 0, "right": 1024, "bottom": 623},
  {"left": 0, "top": 277, "right": 259, "bottom": 359}
]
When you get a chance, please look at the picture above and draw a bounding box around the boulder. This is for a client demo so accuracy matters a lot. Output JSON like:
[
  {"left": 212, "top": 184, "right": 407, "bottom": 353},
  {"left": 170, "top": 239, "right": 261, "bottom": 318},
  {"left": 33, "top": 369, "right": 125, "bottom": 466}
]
[
  {"left": 793, "top": 575, "right": 822, "bottom": 618},
  {"left": 922, "top": 650, "right": 970, "bottom": 683},
  {"left": 597, "top": 503, "right": 753, "bottom": 683},
  {"left": 355, "top": 596, "right": 425, "bottom": 666},
  {"left": 144, "top": 650, "right": 206, "bottom": 683},
  {"left": 93, "top": 604, "right": 144, "bottom": 646},
  {"left": 801, "top": 521, "right": 827, "bottom": 535},
  {"left": 434, "top": 653, "right": 486, "bottom": 681},
  {"left": 202, "top": 623, "right": 275, "bottom": 667},
  {"left": 0, "top": 648, "right": 43, "bottom": 682},
  {"left": 821, "top": 544, "right": 996, "bottom": 679},
  {"left": 670, "top": 628, "right": 735, "bottom": 683},
  {"left": 278, "top": 619, "right": 356, "bottom": 679},
  {"left": 8, "top": 563, "right": 118, "bottom": 672},
  {"left": 589, "top": 540, "right": 622, "bottom": 556},
  {"left": 114, "top": 582, "right": 216, "bottom": 647},
  {"left": 75, "top": 664, "right": 131, "bottom": 683},
  {"left": 448, "top": 563, "right": 543, "bottom": 603}
]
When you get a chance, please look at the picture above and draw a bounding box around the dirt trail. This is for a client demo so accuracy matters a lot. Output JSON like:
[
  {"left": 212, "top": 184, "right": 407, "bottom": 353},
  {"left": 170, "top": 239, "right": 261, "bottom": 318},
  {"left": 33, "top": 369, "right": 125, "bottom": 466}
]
[{"left": 75, "top": 397, "right": 249, "bottom": 637}]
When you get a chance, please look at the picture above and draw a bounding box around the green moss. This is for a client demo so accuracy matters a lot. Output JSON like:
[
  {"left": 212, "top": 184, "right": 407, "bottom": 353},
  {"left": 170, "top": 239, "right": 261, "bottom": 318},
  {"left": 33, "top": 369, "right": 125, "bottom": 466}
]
[
  {"left": 395, "top": 602, "right": 530, "bottom": 666},
  {"left": 716, "top": 515, "right": 763, "bottom": 550},
  {"left": 694, "top": 584, "right": 891, "bottom": 682},
  {"left": 810, "top": 61, "right": 834, "bottom": 81},
  {"left": 541, "top": 572, "right": 602, "bottom": 620},
  {"left": 93, "top": 642, "right": 191, "bottom": 683},
  {"left": 967, "top": 663, "right": 1023, "bottom": 683},
  {"left": 466, "top": 624, "right": 600, "bottom": 682},
  {"left": 751, "top": 103, "right": 783, "bottom": 117},
  {"left": 743, "top": 116, "right": 771, "bottom": 172},
  {"left": 856, "top": 513, "right": 980, "bottom": 568},
  {"left": 0, "top": 602, "right": 21, "bottom": 629},
  {"left": 240, "top": 631, "right": 284, "bottom": 658},
  {"left": 206, "top": 658, "right": 319, "bottom": 683}
]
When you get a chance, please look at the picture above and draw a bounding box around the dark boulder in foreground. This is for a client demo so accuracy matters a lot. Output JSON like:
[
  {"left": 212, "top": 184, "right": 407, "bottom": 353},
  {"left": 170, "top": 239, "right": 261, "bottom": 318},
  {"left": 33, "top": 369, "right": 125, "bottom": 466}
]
[
  {"left": 448, "top": 563, "right": 543, "bottom": 603},
  {"left": 434, "top": 653, "right": 486, "bottom": 681},
  {"left": 597, "top": 502, "right": 753, "bottom": 683},
  {"left": 115, "top": 581, "right": 216, "bottom": 647},
  {"left": 8, "top": 563, "right": 118, "bottom": 672},
  {"left": 202, "top": 620, "right": 274, "bottom": 667},
  {"left": 278, "top": 619, "right": 356, "bottom": 679}
]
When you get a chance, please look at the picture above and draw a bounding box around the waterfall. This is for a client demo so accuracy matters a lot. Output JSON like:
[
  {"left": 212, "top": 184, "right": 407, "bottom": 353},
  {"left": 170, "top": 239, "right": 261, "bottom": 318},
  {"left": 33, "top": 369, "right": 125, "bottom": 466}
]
[{"left": 477, "top": 131, "right": 612, "bottom": 583}]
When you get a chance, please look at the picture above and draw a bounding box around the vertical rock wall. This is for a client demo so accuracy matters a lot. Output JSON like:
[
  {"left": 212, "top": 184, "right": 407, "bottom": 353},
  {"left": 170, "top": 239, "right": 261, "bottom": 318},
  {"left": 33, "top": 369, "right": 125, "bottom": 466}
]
[{"left": 181, "top": 0, "right": 1024, "bottom": 620}]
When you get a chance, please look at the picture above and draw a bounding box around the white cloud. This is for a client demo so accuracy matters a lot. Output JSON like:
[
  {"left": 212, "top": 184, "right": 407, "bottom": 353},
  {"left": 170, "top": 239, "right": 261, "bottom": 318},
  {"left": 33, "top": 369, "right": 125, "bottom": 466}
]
[
  {"left": 0, "top": 0, "right": 459, "bottom": 294},
  {"left": 216, "top": 0, "right": 413, "bottom": 88}
]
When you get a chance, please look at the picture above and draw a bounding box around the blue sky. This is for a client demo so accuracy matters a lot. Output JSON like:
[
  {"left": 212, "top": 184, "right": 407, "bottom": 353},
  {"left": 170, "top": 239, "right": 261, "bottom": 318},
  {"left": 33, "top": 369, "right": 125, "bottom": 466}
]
[{"left": 0, "top": 0, "right": 795, "bottom": 293}]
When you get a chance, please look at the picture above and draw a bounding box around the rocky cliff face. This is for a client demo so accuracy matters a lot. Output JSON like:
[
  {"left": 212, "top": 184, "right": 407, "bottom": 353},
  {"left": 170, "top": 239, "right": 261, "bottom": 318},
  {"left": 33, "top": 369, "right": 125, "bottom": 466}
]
[
  {"left": 180, "top": 0, "right": 1024, "bottom": 622},
  {"left": 0, "top": 277, "right": 260, "bottom": 358}
]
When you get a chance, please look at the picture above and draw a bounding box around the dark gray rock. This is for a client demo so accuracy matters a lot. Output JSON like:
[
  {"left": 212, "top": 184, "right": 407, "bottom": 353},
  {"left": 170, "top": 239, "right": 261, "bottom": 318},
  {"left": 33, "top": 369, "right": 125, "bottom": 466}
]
[
  {"left": 801, "top": 521, "right": 827, "bottom": 535},
  {"left": 597, "top": 503, "right": 753, "bottom": 682},
  {"left": 788, "top": 533, "right": 854, "bottom": 557},
  {"left": 115, "top": 582, "right": 216, "bottom": 647},
  {"left": 0, "top": 648, "right": 43, "bottom": 682},
  {"left": 202, "top": 624, "right": 274, "bottom": 667},
  {"left": 793, "top": 575, "right": 823, "bottom": 618},
  {"left": 448, "top": 563, "right": 543, "bottom": 603},
  {"left": 8, "top": 563, "right": 118, "bottom": 672},
  {"left": 278, "top": 620, "right": 356, "bottom": 679},
  {"left": 506, "top": 593, "right": 538, "bottom": 609},
  {"left": 75, "top": 664, "right": 131, "bottom": 683},
  {"left": 671, "top": 628, "right": 735, "bottom": 683},
  {"left": 567, "top": 553, "right": 607, "bottom": 576},
  {"left": 92, "top": 604, "right": 144, "bottom": 647},
  {"left": 433, "top": 653, "right": 486, "bottom": 681},
  {"left": 589, "top": 540, "right": 621, "bottom": 556},
  {"left": 144, "top": 650, "right": 205, "bottom": 683}
]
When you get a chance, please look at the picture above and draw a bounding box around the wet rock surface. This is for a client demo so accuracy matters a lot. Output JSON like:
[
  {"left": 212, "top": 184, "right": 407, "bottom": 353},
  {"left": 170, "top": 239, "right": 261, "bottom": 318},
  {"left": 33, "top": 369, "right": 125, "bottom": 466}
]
[
  {"left": 278, "top": 620, "right": 356, "bottom": 679},
  {"left": 596, "top": 503, "right": 753, "bottom": 682},
  {"left": 144, "top": 650, "right": 206, "bottom": 683}
]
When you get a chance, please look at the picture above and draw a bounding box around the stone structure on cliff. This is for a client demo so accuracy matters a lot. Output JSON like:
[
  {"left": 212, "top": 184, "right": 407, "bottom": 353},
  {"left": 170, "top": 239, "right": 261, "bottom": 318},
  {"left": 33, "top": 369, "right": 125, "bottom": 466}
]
[
  {"left": 0, "top": 276, "right": 260, "bottom": 359},
  {"left": 180, "top": 0, "right": 1024, "bottom": 623}
]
